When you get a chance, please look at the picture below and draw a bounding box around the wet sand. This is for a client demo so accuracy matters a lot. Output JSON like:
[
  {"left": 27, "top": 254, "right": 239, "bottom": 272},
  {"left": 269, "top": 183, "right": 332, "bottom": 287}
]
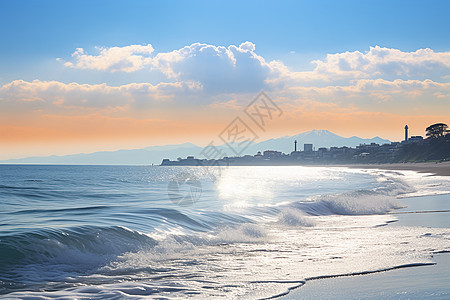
[{"left": 281, "top": 254, "right": 450, "bottom": 299}]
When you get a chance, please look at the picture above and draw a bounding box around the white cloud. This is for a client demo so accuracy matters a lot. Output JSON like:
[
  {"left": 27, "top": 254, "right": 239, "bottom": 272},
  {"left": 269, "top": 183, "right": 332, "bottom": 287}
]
[
  {"left": 48, "top": 43, "right": 450, "bottom": 114},
  {"left": 62, "top": 43, "right": 450, "bottom": 98},
  {"left": 63, "top": 42, "right": 284, "bottom": 93},
  {"left": 64, "top": 44, "right": 155, "bottom": 72},
  {"left": 63, "top": 44, "right": 450, "bottom": 85},
  {"left": 280, "top": 78, "right": 450, "bottom": 107},
  {"left": 152, "top": 41, "right": 283, "bottom": 93},
  {"left": 0, "top": 79, "right": 202, "bottom": 112},
  {"left": 286, "top": 78, "right": 450, "bottom": 95},
  {"left": 311, "top": 46, "right": 450, "bottom": 80}
]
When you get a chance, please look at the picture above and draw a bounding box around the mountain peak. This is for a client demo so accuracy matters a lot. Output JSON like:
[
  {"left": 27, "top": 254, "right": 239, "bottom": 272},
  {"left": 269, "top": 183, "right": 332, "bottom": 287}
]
[
  {"left": 309, "top": 129, "right": 333, "bottom": 135},
  {"left": 293, "top": 129, "right": 337, "bottom": 139}
]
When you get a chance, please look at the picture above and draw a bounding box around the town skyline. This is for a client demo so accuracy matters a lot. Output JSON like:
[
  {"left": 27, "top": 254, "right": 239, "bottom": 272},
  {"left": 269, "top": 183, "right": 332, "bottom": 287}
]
[{"left": 161, "top": 122, "right": 449, "bottom": 166}]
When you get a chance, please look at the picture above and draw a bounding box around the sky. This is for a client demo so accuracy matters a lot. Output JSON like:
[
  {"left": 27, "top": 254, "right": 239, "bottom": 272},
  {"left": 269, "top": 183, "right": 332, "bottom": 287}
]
[{"left": 1, "top": 0, "right": 449, "bottom": 160}]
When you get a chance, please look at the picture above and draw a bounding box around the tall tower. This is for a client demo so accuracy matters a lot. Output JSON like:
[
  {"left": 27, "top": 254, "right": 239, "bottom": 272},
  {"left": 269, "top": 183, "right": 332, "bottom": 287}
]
[
  {"left": 294, "top": 140, "right": 297, "bottom": 152},
  {"left": 404, "top": 125, "right": 408, "bottom": 141}
]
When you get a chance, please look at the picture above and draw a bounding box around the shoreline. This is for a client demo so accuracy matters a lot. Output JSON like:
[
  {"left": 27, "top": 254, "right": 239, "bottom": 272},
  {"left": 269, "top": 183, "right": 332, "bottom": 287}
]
[
  {"left": 3, "top": 162, "right": 450, "bottom": 176},
  {"left": 279, "top": 176, "right": 450, "bottom": 299},
  {"left": 328, "top": 161, "right": 450, "bottom": 177},
  {"left": 280, "top": 253, "right": 449, "bottom": 299}
]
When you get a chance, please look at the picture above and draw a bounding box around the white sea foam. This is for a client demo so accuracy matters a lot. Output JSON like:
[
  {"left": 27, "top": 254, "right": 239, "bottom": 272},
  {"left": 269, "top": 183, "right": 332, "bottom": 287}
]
[
  {"left": 6, "top": 222, "right": 450, "bottom": 299},
  {"left": 301, "top": 191, "right": 405, "bottom": 216},
  {"left": 278, "top": 208, "right": 316, "bottom": 226},
  {"left": 213, "top": 223, "right": 268, "bottom": 243}
]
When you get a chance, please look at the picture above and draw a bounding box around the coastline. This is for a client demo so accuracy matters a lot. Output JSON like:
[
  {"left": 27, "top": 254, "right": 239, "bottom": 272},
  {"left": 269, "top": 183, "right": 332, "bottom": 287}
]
[
  {"left": 281, "top": 254, "right": 450, "bottom": 299},
  {"left": 280, "top": 164, "right": 450, "bottom": 299},
  {"left": 281, "top": 194, "right": 450, "bottom": 299},
  {"left": 330, "top": 161, "right": 450, "bottom": 177}
]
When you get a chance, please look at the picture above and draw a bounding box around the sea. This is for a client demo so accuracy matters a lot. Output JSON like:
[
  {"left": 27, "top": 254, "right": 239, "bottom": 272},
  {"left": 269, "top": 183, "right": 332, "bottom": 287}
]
[{"left": 1, "top": 165, "right": 450, "bottom": 299}]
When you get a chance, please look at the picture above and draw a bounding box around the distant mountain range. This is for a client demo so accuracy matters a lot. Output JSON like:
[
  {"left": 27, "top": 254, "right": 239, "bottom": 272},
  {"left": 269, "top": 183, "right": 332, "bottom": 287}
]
[{"left": 0, "top": 130, "right": 390, "bottom": 165}]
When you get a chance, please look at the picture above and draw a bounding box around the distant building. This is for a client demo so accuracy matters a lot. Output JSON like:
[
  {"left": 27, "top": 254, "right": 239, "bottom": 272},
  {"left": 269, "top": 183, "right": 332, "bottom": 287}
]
[
  {"left": 408, "top": 135, "right": 423, "bottom": 143},
  {"left": 304, "top": 144, "right": 313, "bottom": 152},
  {"left": 263, "top": 150, "right": 282, "bottom": 157},
  {"left": 290, "top": 150, "right": 301, "bottom": 159},
  {"left": 318, "top": 147, "right": 328, "bottom": 158},
  {"left": 405, "top": 125, "right": 409, "bottom": 141},
  {"left": 356, "top": 143, "right": 380, "bottom": 152}
]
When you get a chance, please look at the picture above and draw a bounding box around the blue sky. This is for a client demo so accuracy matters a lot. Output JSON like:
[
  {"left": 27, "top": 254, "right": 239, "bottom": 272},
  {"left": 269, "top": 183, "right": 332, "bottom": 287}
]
[
  {"left": 0, "top": 0, "right": 449, "bottom": 159},
  {"left": 1, "top": 0, "right": 449, "bottom": 84}
]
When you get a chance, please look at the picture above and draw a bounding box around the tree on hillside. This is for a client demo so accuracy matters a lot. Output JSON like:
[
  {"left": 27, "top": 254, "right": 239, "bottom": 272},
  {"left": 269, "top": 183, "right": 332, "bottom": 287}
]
[{"left": 426, "top": 123, "right": 449, "bottom": 139}]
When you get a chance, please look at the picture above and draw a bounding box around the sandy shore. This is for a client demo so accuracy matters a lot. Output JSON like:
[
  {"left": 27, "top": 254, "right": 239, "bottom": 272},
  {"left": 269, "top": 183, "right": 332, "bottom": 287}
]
[
  {"left": 281, "top": 193, "right": 450, "bottom": 299},
  {"left": 280, "top": 173, "right": 450, "bottom": 299},
  {"left": 281, "top": 254, "right": 450, "bottom": 299},
  {"left": 332, "top": 161, "right": 450, "bottom": 176}
]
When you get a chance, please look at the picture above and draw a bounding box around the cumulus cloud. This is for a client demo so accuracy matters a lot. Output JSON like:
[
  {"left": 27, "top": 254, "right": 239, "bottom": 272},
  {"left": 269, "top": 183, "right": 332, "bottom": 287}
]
[
  {"left": 152, "top": 41, "right": 281, "bottom": 93},
  {"left": 62, "top": 43, "right": 450, "bottom": 98},
  {"left": 63, "top": 42, "right": 284, "bottom": 93},
  {"left": 40, "top": 43, "right": 450, "bottom": 114},
  {"left": 0, "top": 79, "right": 201, "bottom": 112},
  {"left": 284, "top": 78, "right": 450, "bottom": 98},
  {"left": 63, "top": 43, "right": 450, "bottom": 83},
  {"left": 64, "top": 44, "right": 155, "bottom": 72},
  {"left": 311, "top": 46, "right": 450, "bottom": 80}
]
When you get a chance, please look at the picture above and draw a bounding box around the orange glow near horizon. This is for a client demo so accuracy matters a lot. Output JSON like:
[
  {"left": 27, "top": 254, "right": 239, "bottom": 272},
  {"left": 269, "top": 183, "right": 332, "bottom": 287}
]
[{"left": 1, "top": 106, "right": 448, "bottom": 160}]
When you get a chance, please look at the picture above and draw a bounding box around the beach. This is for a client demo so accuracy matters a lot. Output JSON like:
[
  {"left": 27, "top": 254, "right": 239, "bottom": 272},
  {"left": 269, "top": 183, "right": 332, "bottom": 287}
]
[
  {"left": 282, "top": 254, "right": 450, "bottom": 299},
  {"left": 341, "top": 161, "right": 450, "bottom": 177},
  {"left": 282, "top": 163, "right": 450, "bottom": 299}
]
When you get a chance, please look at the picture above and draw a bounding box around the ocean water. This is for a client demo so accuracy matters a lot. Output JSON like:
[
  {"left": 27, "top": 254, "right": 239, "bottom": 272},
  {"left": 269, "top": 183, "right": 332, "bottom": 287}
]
[{"left": 1, "top": 165, "right": 450, "bottom": 299}]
